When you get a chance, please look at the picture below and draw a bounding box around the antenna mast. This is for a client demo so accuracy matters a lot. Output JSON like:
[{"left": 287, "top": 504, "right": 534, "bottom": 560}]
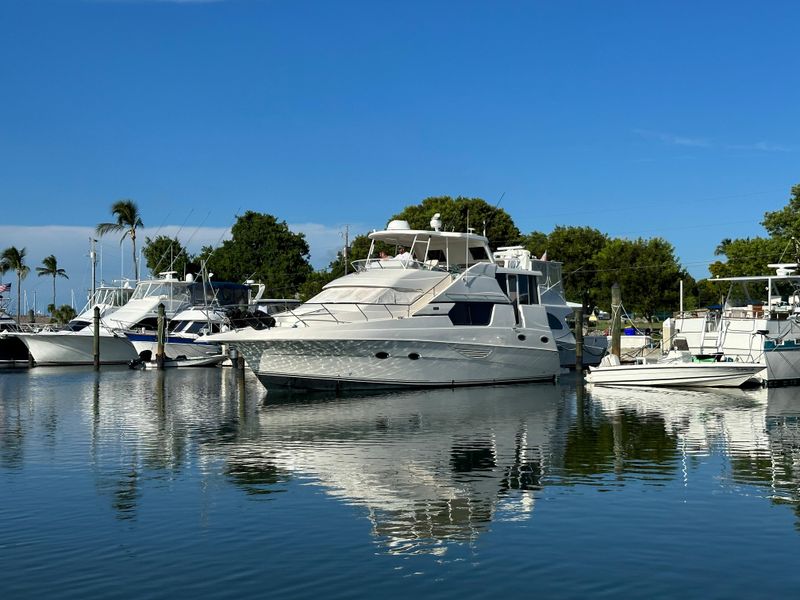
[{"left": 90, "top": 237, "right": 97, "bottom": 301}]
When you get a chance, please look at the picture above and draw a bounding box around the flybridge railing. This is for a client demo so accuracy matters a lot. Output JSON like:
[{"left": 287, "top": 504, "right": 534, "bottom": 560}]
[
  {"left": 351, "top": 258, "right": 453, "bottom": 273},
  {"left": 281, "top": 302, "right": 410, "bottom": 327}
]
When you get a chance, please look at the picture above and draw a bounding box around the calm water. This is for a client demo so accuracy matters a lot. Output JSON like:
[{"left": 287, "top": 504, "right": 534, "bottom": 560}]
[{"left": 2, "top": 367, "right": 800, "bottom": 599}]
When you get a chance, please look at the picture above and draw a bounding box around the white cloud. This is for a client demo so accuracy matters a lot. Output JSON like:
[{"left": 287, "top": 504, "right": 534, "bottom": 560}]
[
  {"left": 723, "top": 141, "right": 793, "bottom": 153},
  {"left": 633, "top": 129, "right": 711, "bottom": 148},
  {"left": 0, "top": 222, "right": 356, "bottom": 311},
  {"left": 634, "top": 129, "right": 793, "bottom": 153}
]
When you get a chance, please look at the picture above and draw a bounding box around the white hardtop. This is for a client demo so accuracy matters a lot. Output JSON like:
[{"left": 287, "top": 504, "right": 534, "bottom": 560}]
[
  {"left": 701, "top": 263, "right": 800, "bottom": 317},
  {"left": 364, "top": 218, "right": 494, "bottom": 272},
  {"left": 709, "top": 264, "right": 800, "bottom": 283}
]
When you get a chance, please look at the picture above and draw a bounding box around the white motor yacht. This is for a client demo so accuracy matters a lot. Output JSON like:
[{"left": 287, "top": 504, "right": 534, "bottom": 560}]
[
  {"left": 664, "top": 263, "right": 800, "bottom": 385},
  {"left": 210, "top": 216, "right": 561, "bottom": 390}
]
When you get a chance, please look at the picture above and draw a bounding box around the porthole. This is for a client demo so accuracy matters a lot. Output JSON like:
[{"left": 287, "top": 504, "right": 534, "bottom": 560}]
[
  {"left": 408, "top": 353, "right": 420, "bottom": 360},
  {"left": 375, "top": 352, "right": 389, "bottom": 359},
  {"left": 517, "top": 334, "right": 526, "bottom": 341},
  {"left": 540, "top": 336, "right": 549, "bottom": 344}
]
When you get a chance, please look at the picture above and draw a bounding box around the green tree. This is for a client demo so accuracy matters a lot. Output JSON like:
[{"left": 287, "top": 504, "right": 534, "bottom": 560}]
[
  {"left": 762, "top": 184, "right": 800, "bottom": 240},
  {"left": 206, "top": 211, "right": 313, "bottom": 296},
  {"left": 595, "top": 237, "right": 687, "bottom": 320},
  {"left": 96, "top": 199, "right": 145, "bottom": 281},
  {"left": 391, "top": 196, "right": 522, "bottom": 249},
  {"left": 142, "top": 236, "right": 197, "bottom": 278},
  {"left": 708, "top": 237, "right": 785, "bottom": 278},
  {"left": 35, "top": 254, "right": 68, "bottom": 314},
  {"left": 520, "top": 230, "right": 548, "bottom": 257},
  {"left": 524, "top": 226, "right": 609, "bottom": 306},
  {"left": 50, "top": 304, "right": 77, "bottom": 325},
  {"left": 0, "top": 246, "right": 30, "bottom": 323}
]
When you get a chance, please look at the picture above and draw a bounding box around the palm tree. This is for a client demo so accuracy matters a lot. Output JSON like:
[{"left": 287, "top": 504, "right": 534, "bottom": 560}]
[
  {"left": 96, "top": 199, "right": 145, "bottom": 281},
  {"left": 0, "top": 246, "right": 30, "bottom": 323},
  {"left": 36, "top": 254, "right": 69, "bottom": 314}
]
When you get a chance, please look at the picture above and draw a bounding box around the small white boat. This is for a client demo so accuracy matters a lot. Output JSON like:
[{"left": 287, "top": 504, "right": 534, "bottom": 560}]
[
  {"left": 130, "top": 353, "right": 228, "bottom": 369},
  {"left": 585, "top": 352, "right": 763, "bottom": 388}
]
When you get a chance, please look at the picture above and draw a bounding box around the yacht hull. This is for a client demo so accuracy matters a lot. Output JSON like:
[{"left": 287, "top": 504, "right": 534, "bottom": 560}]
[
  {"left": 17, "top": 331, "right": 138, "bottom": 366},
  {"left": 235, "top": 335, "right": 560, "bottom": 391}
]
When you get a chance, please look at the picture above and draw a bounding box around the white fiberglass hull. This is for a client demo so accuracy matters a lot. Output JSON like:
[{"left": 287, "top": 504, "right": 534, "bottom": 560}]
[
  {"left": 585, "top": 362, "right": 763, "bottom": 388},
  {"left": 17, "top": 330, "right": 138, "bottom": 366},
  {"left": 126, "top": 333, "right": 222, "bottom": 360},
  {"left": 231, "top": 327, "right": 560, "bottom": 390}
]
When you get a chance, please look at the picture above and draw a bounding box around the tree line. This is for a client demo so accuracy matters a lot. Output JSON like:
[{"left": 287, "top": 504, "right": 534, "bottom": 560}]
[{"left": 4, "top": 186, "right": 800, "bottom": 324}]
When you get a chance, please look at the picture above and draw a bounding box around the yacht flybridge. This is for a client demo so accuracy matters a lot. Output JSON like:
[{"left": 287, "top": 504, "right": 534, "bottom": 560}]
[{"left": 209, "top": 216, "right": 564, "bottom": 390}]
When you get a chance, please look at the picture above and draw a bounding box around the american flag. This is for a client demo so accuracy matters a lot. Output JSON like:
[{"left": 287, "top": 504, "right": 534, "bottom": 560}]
[{"left": 0, "top": 283, "right": 11, "bottom": 293}]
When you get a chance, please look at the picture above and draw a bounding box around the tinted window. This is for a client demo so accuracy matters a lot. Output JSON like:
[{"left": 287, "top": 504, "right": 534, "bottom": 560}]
[
  {"left": 469, "top": 247, "right": 490, "bottom": 260},
  {"left": 519, "top": 274, "right": 529, "bottom": 305},
  {"left": 448, "top": 302, "right": 494, "bottom": 326},
  {"left": 528, "top": 275, "right": 539, "bottom": 303},
  {"left": 547, "top": 312, "right": 564, "bottom": 330},
  {"left": 495, "top": 274, "right": 508, "bottom": 295}
]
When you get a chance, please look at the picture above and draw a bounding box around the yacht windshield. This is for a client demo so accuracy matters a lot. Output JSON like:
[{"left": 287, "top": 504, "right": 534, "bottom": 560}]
[{"left": 131, "top": 281, "right": 191, "bottom": 302}]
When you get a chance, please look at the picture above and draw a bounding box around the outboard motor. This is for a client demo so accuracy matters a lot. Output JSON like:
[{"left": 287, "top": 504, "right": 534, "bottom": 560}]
[{"left": 128, "top": 349, "right": 153, "bottom": 370}]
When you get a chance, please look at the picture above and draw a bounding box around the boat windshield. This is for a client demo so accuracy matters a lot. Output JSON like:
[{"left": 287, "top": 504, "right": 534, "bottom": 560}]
[{"left": 130, "top": 281, "right": 192, "bottom": 302}]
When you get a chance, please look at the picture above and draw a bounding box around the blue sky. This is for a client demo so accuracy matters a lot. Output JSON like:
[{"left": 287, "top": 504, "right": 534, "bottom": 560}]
[{"left": 1, "top": 0, "right": 799, "bottom": 310}]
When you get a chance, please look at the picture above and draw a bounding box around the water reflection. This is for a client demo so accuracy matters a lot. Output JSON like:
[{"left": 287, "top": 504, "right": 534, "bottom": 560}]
[
  {"left": 230, "top": 383, "right": 564, "bottom": 554},
  {"left": 4, "top": 368, "right": 800, "bottom": 555}
]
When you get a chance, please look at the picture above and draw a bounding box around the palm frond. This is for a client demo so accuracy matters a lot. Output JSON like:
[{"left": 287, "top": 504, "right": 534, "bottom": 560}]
[{"left": 96, "top": 222, "right": 124, "bottom": 236}]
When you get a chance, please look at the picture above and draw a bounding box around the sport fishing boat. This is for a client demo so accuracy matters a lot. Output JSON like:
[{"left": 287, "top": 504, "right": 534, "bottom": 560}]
[
  {"left": 13, "top": 282, "right": 135, "bottom": 366},
  {"left": 123, "top": 284, "right": 296, "bottom": 363},
  {"left": 210, "top": 215, "right": 562, "bottom": 390},
  {"left": 17, "top": 274, "right": 197, "bottom": 366},
  {"left": 585, "top": 351, "right": 763, "bottom": 388}
]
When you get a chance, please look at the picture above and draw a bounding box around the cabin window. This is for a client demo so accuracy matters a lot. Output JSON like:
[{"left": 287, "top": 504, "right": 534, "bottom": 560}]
[
  {"left": 519, "top": 274, "right": 530, "bottom": 305},
  {"left": 426, "top": 249, "right": 447, "bottom": 262},
  {"left": 495, "top": 274, "right": 508, "bottom": 295},
  {"left": 547, "top": 313, "right": 564, "bottom": 330},
  {"left": 448, "top": 302, "right": 494, "bottom": 326},
  {"left": 469, "top": 247, "right": 490, "bottom": 261},
  {"left": 136, "top": 317, "right": 159, "bottom": 331},
  {"left": 495, "top": 273, "right": 538, "bottom": 305},
  {"left": 529, "top": 275, "right": 539, "bottom": 304}
]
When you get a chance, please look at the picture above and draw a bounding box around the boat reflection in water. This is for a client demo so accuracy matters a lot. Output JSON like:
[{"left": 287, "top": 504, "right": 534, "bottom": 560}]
[
  {"left": 225, "top": 382, "right": 565, "bottom": 554},
  {"left": 585, "top": 382, "right": 800, "bottom": 513},
  {"left": 8, "top": 368, "right": 800, "bottom": 561}
]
